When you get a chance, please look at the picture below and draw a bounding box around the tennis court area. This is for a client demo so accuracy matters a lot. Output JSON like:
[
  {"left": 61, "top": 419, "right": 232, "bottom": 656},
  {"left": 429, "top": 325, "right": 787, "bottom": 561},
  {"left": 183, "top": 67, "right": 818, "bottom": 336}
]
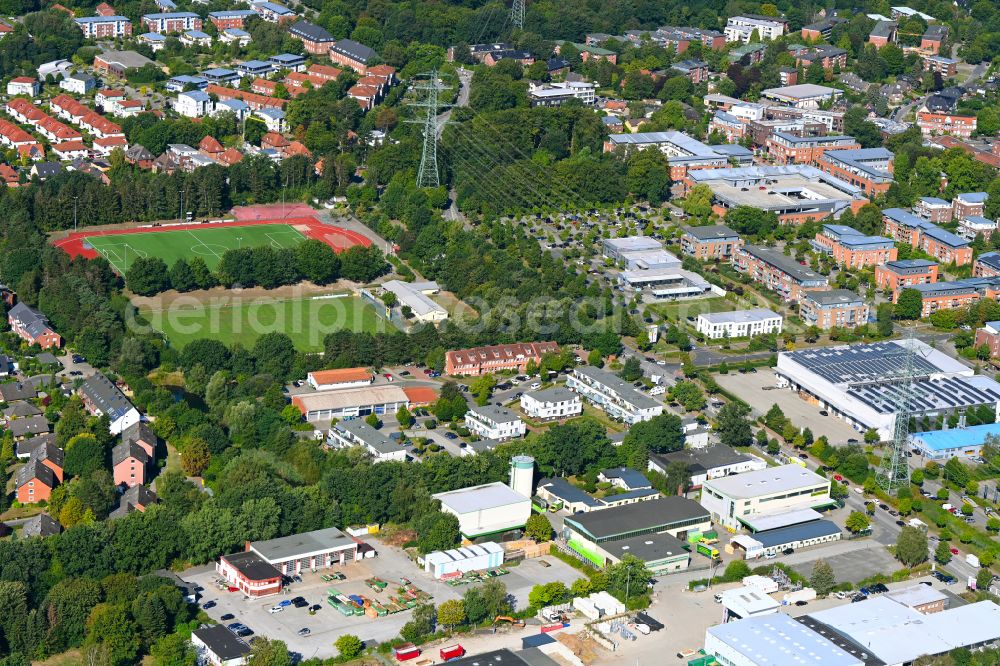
[{"left": 86, "top": 223, "right": 306, "bottom": 272}]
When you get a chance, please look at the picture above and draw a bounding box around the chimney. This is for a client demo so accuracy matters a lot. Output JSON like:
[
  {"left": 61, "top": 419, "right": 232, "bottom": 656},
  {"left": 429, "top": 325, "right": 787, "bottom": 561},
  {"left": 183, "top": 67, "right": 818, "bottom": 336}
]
[
  {"left": 245, "top": 541, "right": 251, "bottom": 551},
  {"left": 959, "top": 414, "right": 967, "bottom": 429}
]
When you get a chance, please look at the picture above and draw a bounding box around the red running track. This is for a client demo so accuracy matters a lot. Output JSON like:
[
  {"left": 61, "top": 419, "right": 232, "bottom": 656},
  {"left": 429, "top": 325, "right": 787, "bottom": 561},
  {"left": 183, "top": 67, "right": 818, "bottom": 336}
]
[{"left": 52, "top": 216, "right": 372, "bottom": 261}]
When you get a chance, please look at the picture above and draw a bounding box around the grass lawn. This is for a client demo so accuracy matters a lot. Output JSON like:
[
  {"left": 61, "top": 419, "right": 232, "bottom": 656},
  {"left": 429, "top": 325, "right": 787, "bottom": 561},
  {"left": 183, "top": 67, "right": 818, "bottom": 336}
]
[
  {"left": 139, "top": 295, "right": 387, "bottom": 351},
  {"left": 86, "top": 223, "right": 307, "bottom": 272},
  {"left": 646, "top": 297, "right": 736, "bottom": 323}
]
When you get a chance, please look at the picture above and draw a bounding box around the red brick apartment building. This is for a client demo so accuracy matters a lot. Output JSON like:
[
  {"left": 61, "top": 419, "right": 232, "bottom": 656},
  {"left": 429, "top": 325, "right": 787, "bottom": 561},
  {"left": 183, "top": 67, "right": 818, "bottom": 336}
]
[
  {"left": 917, "top": 111, "right": 976, "bottom": 138},
  {"left": 799, "top": 289, "right": 871, "bottom": 329},
  {"left": 816, "top": 148, "right": 895, "bottom": 197},
  {"left": 975, "top": 322, "right": 1000, "bottom": 358},
  {"left": 288, "top": 20, "right": 335, "bottom": 54},
  {"left": 680, "top": 225, "right": 743, "bottom": 260},
  {"left": 915, "top": 197, "right": 953, "bottom": 223},
  {"left": 732, "top": 245, "right": 829, "bottom": 302},
  {"left": 907, "top": 279, "right": 1000, "bottom": 318},
  {"left": 882, "top": 209, "right": 973, "bottom": 266},
  {"left": 920, "top": 24, "right": 947, "bottom": 54},
  {"left": 444, "top": 342, "right": 560, "bottom": 376},
  {"left": 765, "top": 132, "right": 860, "bottom": 165},
  {"left": 812, "top": 224, "right": 897, "bottom": 269},
  {"left": 8, "top": 302, "right": 61, "bottom": 349},
  {"left": 875, "top": 259, "right": 939, "bottom": 296},
  {"left": 974, "top": 252, "right": 1000, "bottom": 278},
  {"left": 953, "top": 192, "right": 988, "bottom": 219},
  {"left": 328, "top": 38, "right": 377, "bottom": 73}
]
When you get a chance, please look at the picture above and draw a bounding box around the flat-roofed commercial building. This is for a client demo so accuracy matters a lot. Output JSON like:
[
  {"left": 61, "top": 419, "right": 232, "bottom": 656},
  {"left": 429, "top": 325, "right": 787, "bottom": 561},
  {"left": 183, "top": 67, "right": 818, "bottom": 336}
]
[
  {"left": 705, "top": 612, "right": 864, "bottom": 666},
  {"left": 651, "top": 445, "right": 767, "bottom": 488},
  {"left": 687, "top": 165, "right": 865, "bottom": 225},
  {"left": 799, "top": 289, "right": 870, "bottom": 329},
  {"left": 875, "top": 259, "right": 939, "bottom": 295},
  {"left": 776, "top": 339, "right": 1000, "bottom": 439},
  {"left": 603, "top": 131, "right": 752, "bottom": 179},
  {"left": 700, "top": 464, "right": 833, "bottom": 529},
  {"left": 760, "top": 83, "right": 841, "bottom": 109},
  {"left": 733, "top": 245, "right": 828, "bottom": 302},
  {"left": 248, "top": 527, "right": 364, "bottom": 575},
  {"left": 909, "top": 422, "right": 1000, "bottom": 460},
  {"left": 433, "top": 482, "right": 531, "bottom": 539},
  {"left": 567, "top": 366, "right": 664, "bottom": 424},
  {"left": 562, "top": 496, "right": 710, "bottom": 571},
  {"left": 306, "top": 367, "right": 373, "bottom": 391},
  {"left": 680, "top": 224, "right": 743, "bottom": 260},
  {"left": 618, "top": 266, "right": 713, "bottom": 299},
  {"left": 378, "top": 280, "right": 448, "bottom": 324},
  {"left": 292, "top": 385, "right": 432, "bottom": 421},
  {"left": 216, "top": 551, "right": 282, "bottom": 597},
  {"left": 695, "top": 308, "right": 782, "bottom": 339}
]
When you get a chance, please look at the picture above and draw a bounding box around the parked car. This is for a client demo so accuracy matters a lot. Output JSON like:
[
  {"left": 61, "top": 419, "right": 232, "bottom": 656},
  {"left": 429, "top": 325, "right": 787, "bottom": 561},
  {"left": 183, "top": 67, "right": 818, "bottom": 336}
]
[
  {"left": 236, "top": 628, "right": 254, "bottom": 637},
  {"left": 202, "top": 600, "right": 216, "bottom": 609},
  {"left": 782, "top": 548, "right": 794, "bottom": 555},
  {"left": 221, "top": 614, "right": 235, "bottom": 621},
  {"left": 833, "top": 475, "right": 843, "bottom": 482},
  {"left": 851, "top": 593, "right": 867, "bottom": 603},
  {"left": 950, "top": 547, "right": 960, "bottom": 555},
  {"left": 268, "top": 606, "right": 284, "bottom": 614},
  {"left": 819, "top": 410, "right": 829, "bottom": 416},
  {"left": 296, "top": 628, "right": 311, "bottom": 637},
  {"left": 227, "top": 623, "right": 244, "bottom": 631},
  {"left": 444, "top": 432, "right": 458, "bottom": 440},
  {"left": 308, "top": 604, "right": 322, "bottom": 613}
]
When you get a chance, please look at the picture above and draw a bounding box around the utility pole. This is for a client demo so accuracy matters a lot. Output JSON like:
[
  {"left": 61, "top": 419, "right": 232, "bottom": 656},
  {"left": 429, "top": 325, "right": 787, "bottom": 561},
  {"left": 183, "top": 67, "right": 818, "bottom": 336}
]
[
  {"left": 72, "top": 195, "right": 78, "bottom": 233},
  {"left": 875, "top": 332, "right": 919, "bottom": 494},
  {"left": 510, "top": 0, "right": 525, "bottom": 30},
  {"left": 407, "top": 71, "right": 451, "bottom": 189}
]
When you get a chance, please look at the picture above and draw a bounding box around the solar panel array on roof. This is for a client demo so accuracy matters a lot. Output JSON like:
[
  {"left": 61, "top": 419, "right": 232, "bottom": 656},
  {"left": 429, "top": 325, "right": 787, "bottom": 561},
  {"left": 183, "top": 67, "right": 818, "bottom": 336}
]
[
  {"left": 789, "top": 342, "right": 939, "bottom": 385},
  {"left": 847, "top": 376, "right": 1000, "bottom": 414}
]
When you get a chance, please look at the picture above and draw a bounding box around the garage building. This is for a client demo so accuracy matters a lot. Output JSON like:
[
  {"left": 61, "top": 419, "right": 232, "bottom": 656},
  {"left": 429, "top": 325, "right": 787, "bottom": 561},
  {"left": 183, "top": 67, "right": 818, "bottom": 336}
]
[
  {"left": 422, "top": 542, "right": 504, "bottom": 578},
  {"left": 251, "top": 526, "right": 365, "bottom": 575}
]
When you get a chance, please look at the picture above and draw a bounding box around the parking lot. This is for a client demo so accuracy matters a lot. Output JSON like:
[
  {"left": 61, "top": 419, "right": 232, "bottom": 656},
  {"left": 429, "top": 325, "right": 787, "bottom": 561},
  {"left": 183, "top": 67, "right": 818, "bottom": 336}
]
[
  {"left": 184, "top": 538, "right": 582, "bottom": 658},
  {"left": 715, "top": 369, "right": 862, "bottom": 444}
]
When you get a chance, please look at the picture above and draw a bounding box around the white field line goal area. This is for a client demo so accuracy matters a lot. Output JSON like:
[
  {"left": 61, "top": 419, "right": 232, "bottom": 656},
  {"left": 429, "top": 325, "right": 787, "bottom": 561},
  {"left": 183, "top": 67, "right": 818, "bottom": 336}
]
[{"left": 85, "top": 225, "right": 308, "bottom": 273}]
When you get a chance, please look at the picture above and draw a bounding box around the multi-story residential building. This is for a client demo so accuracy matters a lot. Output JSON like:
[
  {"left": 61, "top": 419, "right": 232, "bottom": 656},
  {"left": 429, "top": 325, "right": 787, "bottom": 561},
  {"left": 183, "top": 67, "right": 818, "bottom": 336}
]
[
  {"left": 733, "top": 245, "right": 829, "bottom": 301},
  {"left": 954, "top": 192, "right": 988, "bottom": 219},
  {"left": 868, "top": 20, "right": 896, "bottom": 47},
  {"left": 327, "top": 418, "right": 406, "bottom": 462},
  {"left": 800, "top": 289, "right": 870, "bottom": 329},
  {"left": 329, "top": 39, "right": 377, "bottom": 73},
  {"left": 175, "top": 90, "right": 212, "bottom": 117},
  {"left": 923, "top": 54, "right": 958, "bottom": 77},
  {"left": 208, "top": 9, "right": 255, "bottom": 29},
  {"left": 764, "top": 132, "right": 860, "bottom": 165},
  {"left": 670, "top": 59, "right": 710, "bottom": 83},
  {"left": 724, "top": 15, "right": 788, "bottom": 42},
  {"left": 16, "top": 459, "right": 56, "bottom": 504},
  {"left": 6, "top": 76, "right": 39, "bottom": 97},
  {"left": 252, "top": 1, "right": 296, "bottom": 23},
  {"left": 875, "top": 259, "right": 939, "bottom": 295},
  {"left": 921, "top": 24, "right": 947, "bottom": 53},
  {"left": 800, "top": 17, "right": 846, "bottom": 40},
  {"left": 907, "top": 278, "right": 1000, "bottom": 317},
  {"left": 8, "top": 302, "right": 61, "bottom": 348},
  {"left": 958, "top": 216, "right": 996, "bottom": 240},
  {"left": 60, "top": 73, "right": 96, "bottom": 95},
  {"left": 915, "top": 196, "right": 953, "bottom": 222},
  {"left": 78, "top": 372, "right": 140, "bottom": 435},
  {"left": 444, "top": 341, "right": 559, "bottom": 376},
  {"left": 882, "top": 208, "right": 973, "bottom": 266},
  {"left": 695, "top": 308, "right": 782, "bottom": 339},
  {"left": 520, "top": 387, "right": 583, "bottom": 421},
  {"left": 141, "top": 11, "right": 201, "bottom": 33},
  {"left": 287, "top": 20, "right": 335, "bottom": 54},
  {"left": 680, "top": 225, "right": 743, "bottom": 260},
  {"left": 789, "top": 44, "right": 848, "bottom": 70},
  {"left": 646, "top": 26, "right": 726, "bottom": 51},
  {"left": 816, "top": 148, "right": 895, "bottom": 197},
  {"left": 975, "top": 322, "right": 1000, "bottom": 358},
  {"left": 811, "top": 224, "right": 897, "bottom": 268},
  {"left": 464, "top": 404, "right": 526, "bottom": 441},
  {"left": 567, "top": 366, "right": 664, "bottom": 425},
  {"left": 112, "top": 440, "right": 150, "bottom": 487},
  {"left": 527, "top": 81, "right": 596, "bottom": 107},
  {"left": 75, "top": 15, "right": 132, "bottom": 38},
  {"left": 974, "top": 251, "right": 1000, "bottom": 278},
  {"left": 917, "top": 111, "right": 976, "bottom": 138}
]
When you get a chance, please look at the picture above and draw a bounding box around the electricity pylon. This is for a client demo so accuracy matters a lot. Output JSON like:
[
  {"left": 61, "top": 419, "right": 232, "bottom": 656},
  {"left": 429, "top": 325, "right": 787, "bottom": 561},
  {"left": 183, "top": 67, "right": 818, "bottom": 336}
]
[
  {"left": 510, "top": 0, "right": 525, "bottom": 30},
  {"left": 408, "top": 70, "right": 450, "bottom": 189},
  {"left": 875, "top": 333, "right": 920, "bottom": 494}
]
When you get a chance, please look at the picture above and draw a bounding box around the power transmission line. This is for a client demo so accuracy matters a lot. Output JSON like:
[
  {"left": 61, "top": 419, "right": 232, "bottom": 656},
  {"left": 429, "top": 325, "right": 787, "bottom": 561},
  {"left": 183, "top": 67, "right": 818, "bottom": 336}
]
[
  {"left": 509, "top": 0, "right": 525, "bottom": 30},
  {"left": 407, "top": 70, "right": 451, "bottom": 188},
  {"left": 875, "top": 332, "right": 920, "bottom": 494}
]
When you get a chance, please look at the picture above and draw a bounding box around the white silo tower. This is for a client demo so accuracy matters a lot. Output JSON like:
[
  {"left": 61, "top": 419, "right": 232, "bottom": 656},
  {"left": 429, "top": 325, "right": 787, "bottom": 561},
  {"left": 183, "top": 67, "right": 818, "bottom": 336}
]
[{"left": 509, "top": 455, "right": 535, "bottom": 498}]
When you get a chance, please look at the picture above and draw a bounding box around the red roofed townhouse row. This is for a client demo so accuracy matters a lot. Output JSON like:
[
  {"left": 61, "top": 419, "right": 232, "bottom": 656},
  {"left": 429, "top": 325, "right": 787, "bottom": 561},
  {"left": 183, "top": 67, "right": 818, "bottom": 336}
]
[
  {"left": 50, "top": 94, "right": 124, "bottom": 138},
  {"left": 205, "top": 84, "right": 287, "bottom": 110},
  {"left": 5, "top": 98, "right": 82, "bottom": 143},
  {"left": 0, "top": 119, "right": 43, "bottom": 155},
  {"left": 916, "top": 111, "right": 976, "bottom": 138},
  {"left": 444, "top": 342, "right": 560, "bottom": 376}
]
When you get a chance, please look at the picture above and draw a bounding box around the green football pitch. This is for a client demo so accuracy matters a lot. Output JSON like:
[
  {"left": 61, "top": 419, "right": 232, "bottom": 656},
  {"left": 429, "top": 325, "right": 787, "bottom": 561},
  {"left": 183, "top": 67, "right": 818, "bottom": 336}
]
[
  {"left": 139, "top": 295, "right": 387, "bottom": 351},
  {"left": 85, "top": 223, "right": 307, "bottom": 272}
]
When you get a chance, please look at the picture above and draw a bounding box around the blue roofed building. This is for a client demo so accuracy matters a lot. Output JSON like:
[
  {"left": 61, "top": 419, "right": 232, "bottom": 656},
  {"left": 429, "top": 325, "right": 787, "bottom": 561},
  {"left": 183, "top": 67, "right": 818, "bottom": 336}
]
[{"left": 909, "top": 422, "right": 1000, "bottom": 460}]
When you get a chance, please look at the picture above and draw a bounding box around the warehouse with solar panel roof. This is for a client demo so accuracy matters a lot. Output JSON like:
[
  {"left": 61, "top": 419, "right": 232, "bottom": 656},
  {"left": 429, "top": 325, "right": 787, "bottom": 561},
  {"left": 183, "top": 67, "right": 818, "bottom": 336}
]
[{"left": 775, "top": 339, "right": 1000, "bottom": 439}]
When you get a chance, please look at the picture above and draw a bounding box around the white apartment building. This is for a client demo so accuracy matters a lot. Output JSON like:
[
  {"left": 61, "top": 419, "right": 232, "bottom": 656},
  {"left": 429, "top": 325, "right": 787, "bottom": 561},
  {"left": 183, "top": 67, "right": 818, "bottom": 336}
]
[
  {"left": 175, "top": 90, "right": 212, "bottom": 117},
  {"left": 464, "top": 404, "right": 526, "bottom": 441},
  {"left": 700, "top": 464, "right": 833, "bottom": 529},
  {"left": 566, "top": 366, "right": 664, "bottom": 425},
  {"left": 520, "top": 387, "right": 582, "bottom": 420},
  {"left": 527, "top": 81, "right": 596, "bottom": 107},
  {"left": 724, "top": 15, "right": 787, "bottom": 42},
  {"left": 326, "top": 418, "right": 406, "bottom": 463},
  {"left": 695, "top": 308, "right": 783, "bottom": 339}
]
